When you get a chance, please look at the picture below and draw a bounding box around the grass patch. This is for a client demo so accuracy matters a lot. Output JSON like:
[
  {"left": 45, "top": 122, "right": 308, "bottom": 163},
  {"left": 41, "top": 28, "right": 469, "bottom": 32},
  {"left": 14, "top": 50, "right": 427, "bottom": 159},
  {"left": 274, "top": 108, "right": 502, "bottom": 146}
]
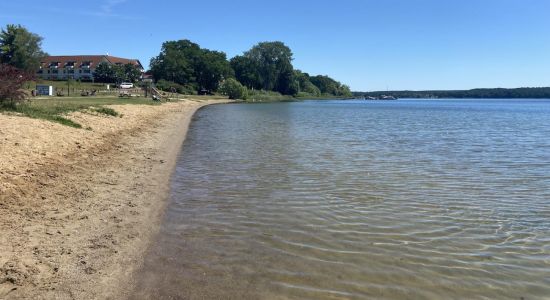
[
  {"left": 0, "top": 96, "right": 158, "bottom": 128},
  {"left": 50, "top": 116, "right": 82, "bottom": 128},
  {"left": 246, "top": 90, "right": 293, "bottom": 102},
  {"left": 91, "top": 107, "right": 119, "bottom": 117},
  {"left": 24, "top": 80, "right": 111, "bottom": 92}
]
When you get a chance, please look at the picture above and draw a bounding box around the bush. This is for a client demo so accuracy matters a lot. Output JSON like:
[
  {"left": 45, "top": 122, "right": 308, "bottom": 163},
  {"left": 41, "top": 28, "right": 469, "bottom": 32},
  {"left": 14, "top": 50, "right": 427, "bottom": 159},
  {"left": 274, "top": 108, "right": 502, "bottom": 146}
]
[
  {"left": 92, "top": 107, "right": 119, "bottom": 117},
  {"left": 246, "top": 89, "right": 290, "bottom": 101},
  {"left": 220, "top": 78, "right": 247, "bottom": 100},
  {"left": 155, "top": 79, "right": 197, "bottom": 95},
  {"left": 0, "top": 64, "right": 33, "bottom": 106}
]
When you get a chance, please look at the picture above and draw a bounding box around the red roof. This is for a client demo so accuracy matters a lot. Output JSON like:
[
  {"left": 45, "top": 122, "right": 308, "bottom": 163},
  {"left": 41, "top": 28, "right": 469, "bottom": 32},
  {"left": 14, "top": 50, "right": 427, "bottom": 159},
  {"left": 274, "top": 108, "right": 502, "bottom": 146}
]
[{"left": 40, "top": 55, "right": 143, "bottom": 69}]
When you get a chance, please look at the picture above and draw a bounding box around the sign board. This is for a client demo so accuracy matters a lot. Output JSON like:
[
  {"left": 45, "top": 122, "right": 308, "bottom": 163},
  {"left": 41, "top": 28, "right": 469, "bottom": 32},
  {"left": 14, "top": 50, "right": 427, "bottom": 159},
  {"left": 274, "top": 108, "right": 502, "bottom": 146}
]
[{"left": 36, "top": 85, "right": 53, "bottom": 96}]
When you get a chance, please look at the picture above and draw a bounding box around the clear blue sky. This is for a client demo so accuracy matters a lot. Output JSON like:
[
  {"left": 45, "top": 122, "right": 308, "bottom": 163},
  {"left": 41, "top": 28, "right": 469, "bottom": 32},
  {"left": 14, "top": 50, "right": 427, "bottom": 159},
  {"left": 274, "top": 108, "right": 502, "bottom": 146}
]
[{"left": 2, "top": 0, "right": 549, "bottom": 91}]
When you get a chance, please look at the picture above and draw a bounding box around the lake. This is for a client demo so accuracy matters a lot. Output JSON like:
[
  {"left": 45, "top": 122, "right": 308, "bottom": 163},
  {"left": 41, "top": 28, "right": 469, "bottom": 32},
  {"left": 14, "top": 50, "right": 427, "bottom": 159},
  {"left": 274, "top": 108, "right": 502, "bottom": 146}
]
[{"left": 133, "top": 99, "right": 550, "bottom": 299}]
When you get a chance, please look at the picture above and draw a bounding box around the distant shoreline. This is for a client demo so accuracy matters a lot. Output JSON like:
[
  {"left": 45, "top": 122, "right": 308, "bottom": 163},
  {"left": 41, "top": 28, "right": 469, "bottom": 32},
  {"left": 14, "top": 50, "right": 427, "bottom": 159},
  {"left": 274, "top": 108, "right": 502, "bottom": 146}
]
[{"left": 353, "top": 87, "right": 550, "bottom": 99}]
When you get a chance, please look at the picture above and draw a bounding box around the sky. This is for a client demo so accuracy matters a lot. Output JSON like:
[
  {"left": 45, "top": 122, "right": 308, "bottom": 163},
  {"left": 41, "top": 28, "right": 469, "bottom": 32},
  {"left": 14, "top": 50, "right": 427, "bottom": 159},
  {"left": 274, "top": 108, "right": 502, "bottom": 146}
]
[{"left": 1, "top": 0, "right": 549, "bottom": 91}]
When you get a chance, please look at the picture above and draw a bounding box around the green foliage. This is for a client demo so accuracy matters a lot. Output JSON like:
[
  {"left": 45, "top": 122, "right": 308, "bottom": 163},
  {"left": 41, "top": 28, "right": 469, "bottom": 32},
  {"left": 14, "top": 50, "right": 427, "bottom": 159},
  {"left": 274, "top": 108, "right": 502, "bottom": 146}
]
[
  {"left": 149, "top": 39, "right": 351, "bottom": 99},
  {"left": 229, "top": 55, "right": 260, "bottom": 89},
  {"left": 91, "top": 107, "right": 119, "bottom": 117},
  {"left": 0, "top": 24, "right": 47, "bottom": 72},
  {"left": 310, "top": 75, "right": 339, "bottom": 95},
  {"left": 339, "top": 84, "right": 352, "bottom": 97},
  {"left": 93, "top": 62, "right": 115, "bottom": 83},
  {"left": 229, "top": 44, "right": 348, "bottom": 98},
  {"left": 231, "top": 41, "right": 297, "bottom": 95},
  {"left": 294, "top": 70, "right": 321, "bottom": 96},
  {"left": 301, "top": 81, "right": 321, "bottom": 96},
  {"left": 0, "top": 97, "right": 156, "bottom": 127},
  {"left": 155, "top": 79, "right": 196, "bottom": 94},
  {"left": 310, "top": 75, "right": 352, "bottom": 97},
  {"left": 122, "top": 63, "right": 142, "bottom": 82},
  {"left": 220, "top": 78, "right": 247, "bottom": 100},
  {"left": 196, "top": 49, "right": 234, "bottom": 91},
  {"left": 246, "top": 90, "right": 291, "bottom": 102},
  {"left": 93, "top": 62, "right": 141, "bottom": 83},
  {"left": 150, "top": 40, "right": 232, "bottom": 92}
]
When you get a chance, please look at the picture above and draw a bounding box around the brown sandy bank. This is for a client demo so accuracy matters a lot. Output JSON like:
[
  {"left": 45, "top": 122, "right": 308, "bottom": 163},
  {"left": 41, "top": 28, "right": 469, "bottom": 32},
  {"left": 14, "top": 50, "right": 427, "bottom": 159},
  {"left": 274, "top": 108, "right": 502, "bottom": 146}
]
[{"left": 0, "top": 99, "right": 231, "bottom": 299}]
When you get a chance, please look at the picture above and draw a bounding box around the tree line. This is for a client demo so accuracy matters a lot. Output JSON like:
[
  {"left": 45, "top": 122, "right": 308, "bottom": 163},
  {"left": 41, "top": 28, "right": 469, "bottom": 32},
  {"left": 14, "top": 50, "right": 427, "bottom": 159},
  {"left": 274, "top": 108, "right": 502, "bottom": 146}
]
[
  {"left": 354, "top": 88, "right": 550, "bottom": 99},
  {"left": 149, "top": 39, "right": 352, "bottom": 99}
]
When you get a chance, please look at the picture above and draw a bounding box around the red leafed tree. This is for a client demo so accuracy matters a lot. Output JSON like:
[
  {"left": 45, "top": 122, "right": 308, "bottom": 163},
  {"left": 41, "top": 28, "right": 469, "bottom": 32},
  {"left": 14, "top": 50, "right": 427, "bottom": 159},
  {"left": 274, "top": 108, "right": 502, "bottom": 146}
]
[{"left": 0, "top": 63, "right": 33, "bottom": 105}]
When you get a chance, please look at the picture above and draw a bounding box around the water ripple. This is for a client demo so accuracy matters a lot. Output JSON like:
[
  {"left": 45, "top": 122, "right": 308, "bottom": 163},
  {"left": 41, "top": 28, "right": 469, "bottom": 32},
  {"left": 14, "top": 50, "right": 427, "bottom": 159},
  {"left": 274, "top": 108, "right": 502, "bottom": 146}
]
[{"left": 134, "top": 100, "right": 550, "bottom": 299}]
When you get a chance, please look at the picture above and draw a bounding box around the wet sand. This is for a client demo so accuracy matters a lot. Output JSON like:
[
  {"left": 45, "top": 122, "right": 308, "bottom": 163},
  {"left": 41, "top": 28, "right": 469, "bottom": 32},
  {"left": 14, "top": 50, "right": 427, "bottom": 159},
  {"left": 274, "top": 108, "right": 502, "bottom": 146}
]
[{"left": 0, "top": 99, "right": 230, "bottom": 299}]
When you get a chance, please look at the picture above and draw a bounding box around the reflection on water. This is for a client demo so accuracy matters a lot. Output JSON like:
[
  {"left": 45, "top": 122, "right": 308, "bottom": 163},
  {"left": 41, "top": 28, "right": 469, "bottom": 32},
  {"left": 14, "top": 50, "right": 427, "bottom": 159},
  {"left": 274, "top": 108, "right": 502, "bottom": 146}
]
[{"left": 133, "top": 100, "right": 550, "bottom": 299}]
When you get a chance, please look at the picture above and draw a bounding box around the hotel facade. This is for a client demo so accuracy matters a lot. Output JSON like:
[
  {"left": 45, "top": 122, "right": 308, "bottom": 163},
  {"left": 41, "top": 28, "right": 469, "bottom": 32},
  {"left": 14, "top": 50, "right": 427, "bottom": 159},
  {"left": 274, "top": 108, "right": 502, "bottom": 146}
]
[{"left": 37, "top": 55, "right": 144, "bottom": 81}]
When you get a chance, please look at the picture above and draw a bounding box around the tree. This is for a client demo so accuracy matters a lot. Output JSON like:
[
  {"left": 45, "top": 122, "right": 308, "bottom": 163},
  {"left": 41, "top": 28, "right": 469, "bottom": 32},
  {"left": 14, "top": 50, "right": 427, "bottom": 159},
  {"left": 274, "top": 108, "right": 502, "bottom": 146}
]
[
  {"left": 232, "top": 41, "right": 297, "bottom": 95},
  {"left": 195, "top": 49, "right": 233, "bottom": 91},
  {"left": 150, "top": 39, "right": 232, "bottom": 92},
  {"left": 95, "top": 63, "right": 141, "bottom": 83},
  {"left": 277, "top": 69, "right": 299, "bottom": 95},
  {"left": 93, "top": 62, "right": 115, "bottom": 83},
  {"left": 338, "top": 84, "right": 352, "bottom": 97},
  {"left": 230, "top": 55, "right": 263, "bottom": 90},
  {"left": 150, "top": 40, "right": 201, "bottom": 86},
  {"left": 123, "top": 63, "right": 142, "bottom": 82},
  {"left": 294, "top": 70, "right": 320, "bottom": 96},
  {"left": 220, "top": 78, "right": 247, "bottom": 100},
  {"left": 112, "top": 65, "right": 126, "bottom": 83},
  {"left": 0, "top": 64, "right": 33, "bottom": 105},
  {"left": 310, "top": 75, "right": 339, "bottom": 95},
  {"left": 0, "top": 24, "right": 47, "bottom": 72},
  {"left": 308, "top": 75, "right": 352, "bottom": 97}
]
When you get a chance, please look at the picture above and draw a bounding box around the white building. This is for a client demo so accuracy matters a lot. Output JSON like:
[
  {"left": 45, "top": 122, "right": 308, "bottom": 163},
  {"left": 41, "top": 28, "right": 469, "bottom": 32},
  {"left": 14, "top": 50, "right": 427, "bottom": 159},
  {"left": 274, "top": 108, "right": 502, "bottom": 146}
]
[{"left": 37, "top": 55, "right": 144, "bottom": 81}]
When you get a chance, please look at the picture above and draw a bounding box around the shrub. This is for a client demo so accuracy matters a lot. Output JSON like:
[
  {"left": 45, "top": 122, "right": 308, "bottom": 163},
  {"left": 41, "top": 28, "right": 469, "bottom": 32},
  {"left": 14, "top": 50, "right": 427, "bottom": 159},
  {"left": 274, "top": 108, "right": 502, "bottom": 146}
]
[
  {"left": 0, "top": 64, "right": 33, "bottom": 106},
  {"left": 220, "top": 78, "right": 247, "bottom": 100},
  {"left": 156, "top": 79, "right": 197, "bottom": 95},
  {"left": 92, "top": 107, "right": 119, "bottom": 117},
  {"left": 246, "top": 89, "right": 290, "bottom": 101}
]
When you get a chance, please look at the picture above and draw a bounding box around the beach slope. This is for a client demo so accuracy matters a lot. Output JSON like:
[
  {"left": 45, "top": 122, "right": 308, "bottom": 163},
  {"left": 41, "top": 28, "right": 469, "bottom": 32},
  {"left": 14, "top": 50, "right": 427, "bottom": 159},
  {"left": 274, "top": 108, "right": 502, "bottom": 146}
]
[{"left": 0, "top": 99, "right": 229, "bottom": 299}]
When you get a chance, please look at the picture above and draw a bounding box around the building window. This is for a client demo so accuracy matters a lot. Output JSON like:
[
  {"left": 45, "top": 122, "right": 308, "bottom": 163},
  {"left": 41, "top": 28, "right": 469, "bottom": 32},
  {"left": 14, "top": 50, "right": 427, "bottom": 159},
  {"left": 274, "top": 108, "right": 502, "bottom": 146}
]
[
  {"left": 52, "top": 70, "right": 58, "bottom": 74},
  {"left": 83, "top": 69, "right": 91, "bottom": 74}
]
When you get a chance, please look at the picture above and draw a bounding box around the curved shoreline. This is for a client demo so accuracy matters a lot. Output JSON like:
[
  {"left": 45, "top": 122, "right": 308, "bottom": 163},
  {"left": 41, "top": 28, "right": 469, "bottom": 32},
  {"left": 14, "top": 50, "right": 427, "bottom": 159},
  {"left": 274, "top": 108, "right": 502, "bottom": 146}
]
[{"left": 0, "top": 99, "right": 230, "bottom": 299}]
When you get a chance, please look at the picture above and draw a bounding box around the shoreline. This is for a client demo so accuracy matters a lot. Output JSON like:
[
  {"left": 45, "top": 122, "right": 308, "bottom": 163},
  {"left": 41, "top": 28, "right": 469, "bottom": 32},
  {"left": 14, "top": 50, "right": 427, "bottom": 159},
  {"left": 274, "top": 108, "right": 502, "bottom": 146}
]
[{"left": 0, "top": 99, "right": 230, "bottom": 299}]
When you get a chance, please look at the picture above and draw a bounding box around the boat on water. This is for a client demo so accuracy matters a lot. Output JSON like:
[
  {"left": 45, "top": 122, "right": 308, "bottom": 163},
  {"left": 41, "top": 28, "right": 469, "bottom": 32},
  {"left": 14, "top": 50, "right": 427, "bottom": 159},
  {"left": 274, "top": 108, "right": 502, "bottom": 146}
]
[{"left": 364, "top": 95, "right": 398, "bottom": 100}]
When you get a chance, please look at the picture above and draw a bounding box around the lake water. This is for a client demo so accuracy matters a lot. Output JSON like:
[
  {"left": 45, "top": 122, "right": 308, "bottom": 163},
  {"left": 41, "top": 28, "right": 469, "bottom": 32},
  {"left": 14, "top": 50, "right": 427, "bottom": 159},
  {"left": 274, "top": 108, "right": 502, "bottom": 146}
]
[{"left": 133, "top": 99, "right": 550, "bottom": 299}]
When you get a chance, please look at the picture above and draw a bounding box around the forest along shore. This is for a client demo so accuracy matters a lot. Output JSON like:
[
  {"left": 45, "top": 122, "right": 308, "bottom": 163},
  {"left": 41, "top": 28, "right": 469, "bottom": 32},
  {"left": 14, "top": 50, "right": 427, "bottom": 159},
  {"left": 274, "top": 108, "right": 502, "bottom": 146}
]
[{"left": 0, "top": 99, "right": 230, "bottom": 299}]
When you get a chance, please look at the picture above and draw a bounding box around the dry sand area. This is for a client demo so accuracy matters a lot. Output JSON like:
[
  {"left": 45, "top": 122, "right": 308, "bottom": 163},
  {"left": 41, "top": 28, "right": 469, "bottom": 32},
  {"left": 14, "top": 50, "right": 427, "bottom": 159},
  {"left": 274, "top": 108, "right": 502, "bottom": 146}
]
[{"left": 0, "top": 99, "right": 230, "bottom": 299}]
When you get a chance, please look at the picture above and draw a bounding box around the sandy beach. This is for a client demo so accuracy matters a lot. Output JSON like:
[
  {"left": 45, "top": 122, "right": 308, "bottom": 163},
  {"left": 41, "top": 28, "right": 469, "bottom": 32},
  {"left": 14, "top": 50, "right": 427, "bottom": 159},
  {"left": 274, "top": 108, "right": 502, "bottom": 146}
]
[{"left": 0, "top": 99, "right": 230, "bottom": 299}]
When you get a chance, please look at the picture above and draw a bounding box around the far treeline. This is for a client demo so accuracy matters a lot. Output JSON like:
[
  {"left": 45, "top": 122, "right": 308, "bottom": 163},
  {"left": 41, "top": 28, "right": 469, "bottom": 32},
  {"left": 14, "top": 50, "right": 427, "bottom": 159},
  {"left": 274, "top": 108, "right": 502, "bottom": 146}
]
[
  {"left": 149, "top": 40, "right": 352, "bottom": 100},
  {"left": 354, "top": 87, "right": 550, "bottom": 99}
]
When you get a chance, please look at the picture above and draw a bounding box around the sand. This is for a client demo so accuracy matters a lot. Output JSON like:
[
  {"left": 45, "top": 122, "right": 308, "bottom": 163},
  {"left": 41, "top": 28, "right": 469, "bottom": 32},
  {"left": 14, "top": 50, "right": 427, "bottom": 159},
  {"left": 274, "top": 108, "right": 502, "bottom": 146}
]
[{"left": 0, "top": 99, "right": 230, "bottom": 299}]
